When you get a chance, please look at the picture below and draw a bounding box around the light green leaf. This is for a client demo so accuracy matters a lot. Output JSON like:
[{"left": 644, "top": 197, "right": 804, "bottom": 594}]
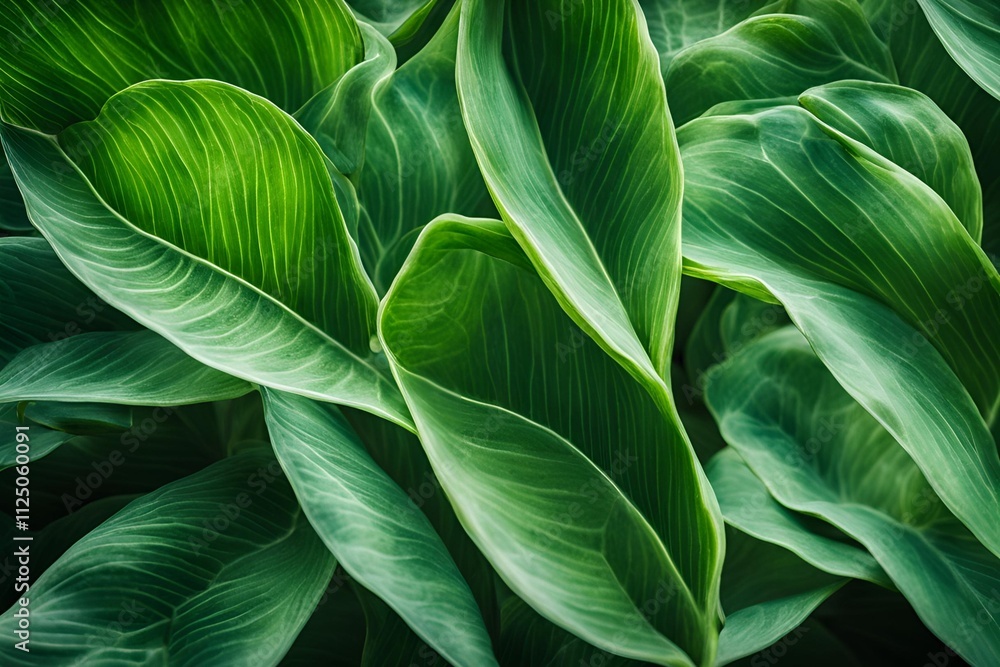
[
  {"left": 798, "top": 80, "right": 982, "bottom": 239},
  {"left": 0, "top": 330, "right": 252, "bottom": 406},
  {"left": 665, "top": 0, "right": 896, "bottom": 125},
  {"left": 707, "top": 327, "right": 1000, "bottom": 666},
  {"left": 0, "top": 82, "right": 410, "bottom": 428},
  {"left": 0, "top": 453, "right": 336, "bottom": 665},
  {"left": 716, "top": 528, "right": 844, "bottom": 666},
  {"left": 679, "top": 102, "right": 1000, "bottom": 556},
  {"left": 866, "top": 0, "right": 1000, "bottom": 263},
  {"left": 708, "top": 449, "right": 890, "bottom": 587},
  {"left": 0, "top": 0, "right": 362, "bottom": 133},
  {"left": 458, "top": 0, "right": 688, "bottom": 400},
  {"left": 296, "top": 22, "right": 396, "bottom": 177},
  {"left": 261, "top": 388, "right": 497, "bottom": 667},
  {"left": 916, "top": 0, "right": 1000, "bottom": 101},
  {"left": 381, "top": 217, "right": 721, "bottom": 666}
]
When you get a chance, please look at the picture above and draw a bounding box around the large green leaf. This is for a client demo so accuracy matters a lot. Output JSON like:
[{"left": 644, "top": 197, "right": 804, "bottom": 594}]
[
  {"left": 798, "top": 79, "right": 982, "bottom": 238},
  {"left": 458, "top": 0, "right": 689, "bottom": 403},
  {"left": 665, "top": 0, "right": 896, "bottom": 125},
  {"left": 261, "top": 388, "right": 497, "bottom": 667},
  {"left": 0, "top": 0, "right": 362, "bottom": 133},
  {"left": 708, "top": 449, "right": 890, "bottom": 587},
  {"left": 866, "top": 0, "right": 1000, "bottom": 264},
  {"left": 0, "top": 82, "right": 410, "bottom": 428},
  {"left": 679, "top": 99, "right": 1000, "bottom": 556},
  {"left": 0, "top": 330, "right": 251, "bottom": 406},
  {"left": 915, "top": 0, "right": 1000, "bottom": 101},
  {"left": 637, "top": 0, "right": 773, "bottom": 74},
  {"left": 381, "top": 217, "right": 721, "bottom": 666},
  {"left": 706, "top": 327, "right": 1000, "bottom": 666},
  {"left": 0, "top": 452, "right": 335, "bottom": 665}
]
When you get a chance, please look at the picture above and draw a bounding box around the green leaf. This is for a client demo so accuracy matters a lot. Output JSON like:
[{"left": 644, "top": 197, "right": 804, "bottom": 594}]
[
  {"left": 716, "top": 528, "right": 844, "bottom": 666},
  {"left": 665, "top": 0, "right": 896, "bottom": 125},
  {"left": 458, "top": 0, "right": 689, "bottom": 401},
  {"left": 296, "top": 22, "right": 396, "bottom": 177},
  {"left": 708, "top": 449, "right": 890, "bottom": 587},
  {"left": 261, "top": 387, "right": 497, "bottom": 667},
  {"left": 354, "top": 5, "right": 493, "bottom": 291},
  {"left": 867, "top": 0, "right": 1000, "bottom": 264},
  {"left": 679, "top": 101, "right": 1000, "bottom": 557},
  {"left": 0, "top": 0, "right": 362, "bottom": 133},
  {"left": 0, "top": 453, "right": 335, "bottom": 665},
  {"left": 381, "top": 217, "right": 721, "bottom": 666},
  {"left": 916, "top": 0, "right": 1000, "bottom": 101},
  {"left": 21, "top": 401, "right": 131, "bottom": 435},
  {"left": 637, "top": 0, "right": 774, "bottom": 74},
  {"left": 0, "top": 494, "right": 135, "bottom": 609},
  {"left": 0, "top": 330, "right": 251, "bottom": 406},
  {"left": 706, "top": 327, "right": 1000, "bottom": 666},
  {"left": 798, "top": 80, "right": 982, "bottom": 239},
  {"left": 0, "top": 237, "right": 138, "bottom": 366},
  {"left": 0, "top": 82, "right": 411, "bottom": 428},
  {"left": 347, "top": 0, "right": 447, "bottom": 45}
]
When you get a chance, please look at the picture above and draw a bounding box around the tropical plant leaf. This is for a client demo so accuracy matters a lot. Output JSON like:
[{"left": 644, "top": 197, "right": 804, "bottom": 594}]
[
  {"left": 458, "top": 0, "right": 687, "bottom": 399},
  {"left": 261, "top": 387, "right": 497, "bottom": 666},
  {"left": 915, "top": 0, "right": 1000, "bottom": 101},
  {"left": 715, "top": 527, "right": 844, "bottom": 666},
  {"left": 0, "top": 82, "right": 410, "bottom": 428},
  {"left": 0, "top": 331, "right": 251, "bottom": 406},
  {"left": 679, "top": 99, "right": 1000, "bottom": 557},
  {"left": 798, "top": 79, "right": 982, "bottom": 238},
  {"left": 381, "top": 216, "right": 721, "bottom": 666},
  {"left": 355, "top": 5, "right": 493, "bottom": 291},
  {"left": 0, "top": 0, "right": 362, "bottom": 133},
  {"left": 638, "top": 0, "right": 773, "bottom": 74},
  {"left": 706, "top": 326, "right": 1000, "bottom": 665},
  {"left": 0, "top": 453, "right": 335, "bottom": 665},
  {"left": 665, "top": 0, "right": 896, "bottom": 125},
  {"left": 708, "top": 449, "right": 890, "bottom": 587},
  {"left": 19, "top": 401, "right": 131, "bottom": 435}
]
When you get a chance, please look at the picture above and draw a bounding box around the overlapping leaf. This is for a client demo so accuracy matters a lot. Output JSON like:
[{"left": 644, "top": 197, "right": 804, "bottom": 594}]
[
  {"left": 0, "top": 453, "right": 335, "bottom": 665},
  {"left": 665, "top": 0, "right": 896, "bottom": 124},
  {"left": 706, "top": 327, "right": 1000, "bottom": 665},
  {"left": 678, "top": 93, "right": 1000, "bottom": 556},
  {"left": 0, "top": 0, "right": 362, "bottom": 133},
  {"left": 1, "top": 82, "right": 410, "bottom": 427},
  {"left": 261, "top": 388, "right": 497, "bottom": 667},
  {"left": 381, "top": 217, "right": 720, "bottom": 666}
]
